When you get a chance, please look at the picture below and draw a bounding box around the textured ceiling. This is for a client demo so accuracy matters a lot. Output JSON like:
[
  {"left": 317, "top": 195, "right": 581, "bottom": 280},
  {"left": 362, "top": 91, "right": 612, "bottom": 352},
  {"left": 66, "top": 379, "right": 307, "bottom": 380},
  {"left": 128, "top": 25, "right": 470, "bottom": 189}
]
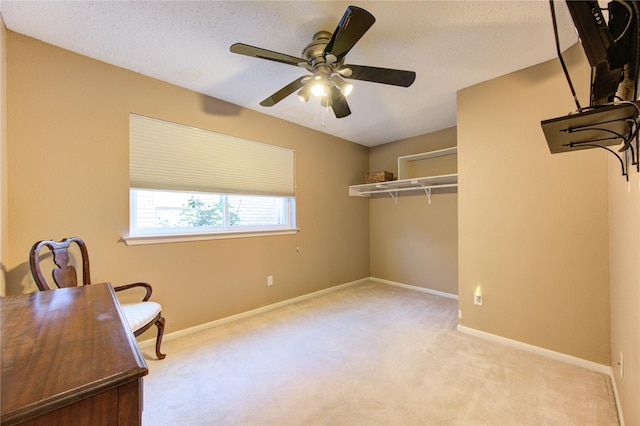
[{"left": 0, "top": 1, "right": 578, "bottom": 146}]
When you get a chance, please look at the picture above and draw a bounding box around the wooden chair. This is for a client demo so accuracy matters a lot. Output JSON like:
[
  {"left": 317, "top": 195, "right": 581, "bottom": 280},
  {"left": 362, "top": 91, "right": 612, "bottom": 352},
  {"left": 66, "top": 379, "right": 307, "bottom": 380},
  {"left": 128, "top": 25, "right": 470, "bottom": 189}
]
[{"left": 29, "top": 237, "right": 166, "bottom": 360}]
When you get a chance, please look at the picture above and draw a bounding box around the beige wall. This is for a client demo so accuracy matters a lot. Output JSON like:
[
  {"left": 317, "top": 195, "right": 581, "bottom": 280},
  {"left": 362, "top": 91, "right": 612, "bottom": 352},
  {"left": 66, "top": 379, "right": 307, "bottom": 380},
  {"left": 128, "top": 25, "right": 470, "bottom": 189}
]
[
  {"left": 369, "top": 128, "right": 458, "bottom": 295},
  {"left": 4, "top": 32, "right": 370, "bottom": 335},
  {"left": 0, "top": 17, "right": 6, "bottom": 296},
  {"left": 457, "top": 43, "right": 611, "bottom": 365},
  {"left": 608, "top": 157, "right": 640, "bottom": 425}
]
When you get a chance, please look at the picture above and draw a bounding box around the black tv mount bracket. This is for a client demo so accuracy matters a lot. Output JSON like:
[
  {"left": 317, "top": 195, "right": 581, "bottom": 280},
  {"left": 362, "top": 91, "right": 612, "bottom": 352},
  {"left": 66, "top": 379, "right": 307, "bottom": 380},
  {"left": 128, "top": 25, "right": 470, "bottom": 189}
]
[
  {"left": 542, "top": 101, "right": 639, "bottom": 179},
  {"left": 543, "top": 1, "right": 640, "bottom": 180}
]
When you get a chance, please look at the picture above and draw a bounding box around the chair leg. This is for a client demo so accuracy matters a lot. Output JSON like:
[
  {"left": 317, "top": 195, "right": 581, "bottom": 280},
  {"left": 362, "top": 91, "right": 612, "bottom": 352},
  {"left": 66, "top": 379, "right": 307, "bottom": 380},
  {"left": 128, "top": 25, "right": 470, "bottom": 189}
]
[{"left": 155, "top": 315, "right": 166, "bottom": 360}]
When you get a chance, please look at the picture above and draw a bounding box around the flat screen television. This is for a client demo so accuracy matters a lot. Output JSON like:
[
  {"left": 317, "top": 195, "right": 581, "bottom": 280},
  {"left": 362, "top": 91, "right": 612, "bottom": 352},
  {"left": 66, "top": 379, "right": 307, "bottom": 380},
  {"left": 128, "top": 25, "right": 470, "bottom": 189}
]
[{"left": 566, "top": 0, "right": 639, "bottom": 105}]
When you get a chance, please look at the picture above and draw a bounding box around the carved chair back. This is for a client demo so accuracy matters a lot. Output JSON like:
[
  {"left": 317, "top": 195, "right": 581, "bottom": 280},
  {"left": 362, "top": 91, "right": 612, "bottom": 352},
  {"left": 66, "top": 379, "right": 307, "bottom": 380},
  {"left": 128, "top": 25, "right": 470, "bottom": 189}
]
[{"left": 30, "top": 237, "right": 91, "bottom": 291}]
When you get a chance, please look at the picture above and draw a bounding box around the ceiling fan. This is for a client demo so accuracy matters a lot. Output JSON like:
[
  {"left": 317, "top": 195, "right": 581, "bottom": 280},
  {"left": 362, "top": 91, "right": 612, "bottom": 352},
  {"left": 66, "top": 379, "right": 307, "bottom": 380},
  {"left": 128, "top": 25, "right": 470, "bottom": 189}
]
[{"left": 230, "top": 5, "right": 416, "bottom": 119}]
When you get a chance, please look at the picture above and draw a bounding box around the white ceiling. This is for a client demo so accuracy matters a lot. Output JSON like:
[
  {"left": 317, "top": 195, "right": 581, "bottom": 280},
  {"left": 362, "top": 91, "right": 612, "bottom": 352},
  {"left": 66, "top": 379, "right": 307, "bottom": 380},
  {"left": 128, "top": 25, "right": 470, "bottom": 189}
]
[{"left": 0, "top": 1, "right": 578, "bottom": 147}]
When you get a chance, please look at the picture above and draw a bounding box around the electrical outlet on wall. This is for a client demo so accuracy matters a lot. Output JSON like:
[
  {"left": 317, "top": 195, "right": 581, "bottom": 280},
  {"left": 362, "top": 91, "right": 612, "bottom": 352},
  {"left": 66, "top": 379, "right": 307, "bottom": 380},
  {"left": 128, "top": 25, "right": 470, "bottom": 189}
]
[{"left": 267, "top": 275, "right": 274, "bottom": 286}]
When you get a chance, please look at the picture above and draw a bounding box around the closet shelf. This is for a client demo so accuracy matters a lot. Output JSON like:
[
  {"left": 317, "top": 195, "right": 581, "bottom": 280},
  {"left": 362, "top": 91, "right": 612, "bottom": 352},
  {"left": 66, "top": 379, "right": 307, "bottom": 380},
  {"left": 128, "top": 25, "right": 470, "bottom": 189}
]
[
  {"left": 349, "top": 146, "right": 457, "bottom": 203},
  {"left": 397, "top": 146, "right": 457, "bottom": 179},
  {"left": 348, "top": 174, "right": 458, "bottom": 197}
]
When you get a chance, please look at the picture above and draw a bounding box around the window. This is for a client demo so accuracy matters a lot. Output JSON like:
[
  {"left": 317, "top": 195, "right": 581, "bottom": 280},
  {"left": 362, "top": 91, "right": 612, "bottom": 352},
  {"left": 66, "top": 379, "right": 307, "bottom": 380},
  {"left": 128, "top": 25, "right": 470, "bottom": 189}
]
[
  {"left": 126, "top": 114, "right": 296, "bottom": 245},
  {"left": 129, "top": 190, "right": 295, "bottom": 236}
]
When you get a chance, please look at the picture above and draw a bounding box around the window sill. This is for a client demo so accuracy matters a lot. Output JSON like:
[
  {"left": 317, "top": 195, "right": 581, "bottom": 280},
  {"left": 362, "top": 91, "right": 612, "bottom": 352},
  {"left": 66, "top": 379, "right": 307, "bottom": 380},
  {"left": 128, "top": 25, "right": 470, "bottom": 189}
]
[{"left": 123, "top": 229, "right": 298, "bottom": 246}]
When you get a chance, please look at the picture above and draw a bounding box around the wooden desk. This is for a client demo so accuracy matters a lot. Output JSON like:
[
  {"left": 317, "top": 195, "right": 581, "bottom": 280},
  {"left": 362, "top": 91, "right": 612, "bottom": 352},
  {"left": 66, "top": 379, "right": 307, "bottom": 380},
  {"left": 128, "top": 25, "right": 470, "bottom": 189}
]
[{"left": 1, "top": 283, "right": 148, "bottom": 425}]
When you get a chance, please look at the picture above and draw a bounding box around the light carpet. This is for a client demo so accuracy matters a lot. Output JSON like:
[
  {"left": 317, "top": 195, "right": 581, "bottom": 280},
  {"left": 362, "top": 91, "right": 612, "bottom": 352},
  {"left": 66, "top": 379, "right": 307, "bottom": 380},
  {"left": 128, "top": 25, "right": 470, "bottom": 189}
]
[{"left": 141, "top": 281, "right": 618, "bottom": 425}]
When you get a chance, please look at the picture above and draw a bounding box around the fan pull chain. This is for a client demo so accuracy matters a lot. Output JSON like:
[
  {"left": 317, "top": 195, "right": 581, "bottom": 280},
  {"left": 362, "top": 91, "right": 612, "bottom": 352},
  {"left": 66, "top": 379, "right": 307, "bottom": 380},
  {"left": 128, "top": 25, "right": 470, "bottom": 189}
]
[{"left": 321, "top": 105, "right": 327, "bottom": 128}]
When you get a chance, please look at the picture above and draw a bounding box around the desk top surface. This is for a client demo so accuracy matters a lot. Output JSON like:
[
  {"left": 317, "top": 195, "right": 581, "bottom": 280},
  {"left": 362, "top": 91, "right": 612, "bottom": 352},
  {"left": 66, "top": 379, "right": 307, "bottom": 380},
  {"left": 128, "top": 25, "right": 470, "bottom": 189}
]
[{"left": 1, "top": 283, "right": 148, "bottom": 424}]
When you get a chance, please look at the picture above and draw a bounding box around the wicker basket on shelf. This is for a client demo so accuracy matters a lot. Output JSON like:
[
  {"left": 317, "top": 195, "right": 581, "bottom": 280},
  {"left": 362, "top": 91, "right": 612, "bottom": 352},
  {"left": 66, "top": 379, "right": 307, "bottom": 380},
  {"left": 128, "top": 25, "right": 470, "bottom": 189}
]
[{"left": 364, "top": 171, "right": 394, "bottom": 183}]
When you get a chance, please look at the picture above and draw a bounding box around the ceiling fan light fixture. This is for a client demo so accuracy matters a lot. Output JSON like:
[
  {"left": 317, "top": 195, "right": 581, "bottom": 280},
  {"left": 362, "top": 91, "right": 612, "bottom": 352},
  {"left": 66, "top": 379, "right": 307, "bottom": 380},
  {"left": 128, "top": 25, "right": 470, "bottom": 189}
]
[
  {"left": 310, "top": 75, "right": 327, "bottom": 97},
  {"left": 311, "top": 83, "right": 326, "bottom": 97},
  {"left": 332, "top": 75, "right": 353, "bottom": 97},
  {"left": 297, "top": 84, "right": 312, "bottom": 102}
]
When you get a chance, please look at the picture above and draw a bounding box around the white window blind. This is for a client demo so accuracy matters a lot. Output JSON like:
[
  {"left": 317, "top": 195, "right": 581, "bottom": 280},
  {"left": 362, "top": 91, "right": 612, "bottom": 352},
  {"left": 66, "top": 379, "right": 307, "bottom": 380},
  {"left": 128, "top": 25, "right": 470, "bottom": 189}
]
[{"left": 129, "top": 114, "right": 295, "bottom": 196}]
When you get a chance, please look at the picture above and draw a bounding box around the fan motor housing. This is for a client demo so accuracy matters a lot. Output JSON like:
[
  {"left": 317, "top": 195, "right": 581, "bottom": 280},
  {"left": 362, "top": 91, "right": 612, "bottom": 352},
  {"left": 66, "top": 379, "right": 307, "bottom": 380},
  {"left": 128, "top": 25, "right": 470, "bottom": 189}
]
[{"left": 302, "top": 31, "right": 332, "bottom": 65}]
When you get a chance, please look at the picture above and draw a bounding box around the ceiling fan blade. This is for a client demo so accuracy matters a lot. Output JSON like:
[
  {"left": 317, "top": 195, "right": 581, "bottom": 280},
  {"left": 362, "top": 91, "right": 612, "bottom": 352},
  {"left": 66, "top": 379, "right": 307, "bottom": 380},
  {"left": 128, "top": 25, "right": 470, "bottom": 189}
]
[
  {"left": 260, "top": 77, "right": 306, "bottom": 107},
  {"left": 344, "top": 64, "right": 416, "bottom": 87},
  {"left": 230, "top": 43, "right": 310, "bottom": 68},
  {"left": 329, "top": 85, "right": 351, "bottom": 118},
  {"left": 323, "top": 6, "right": 375, "bottom": 64}
]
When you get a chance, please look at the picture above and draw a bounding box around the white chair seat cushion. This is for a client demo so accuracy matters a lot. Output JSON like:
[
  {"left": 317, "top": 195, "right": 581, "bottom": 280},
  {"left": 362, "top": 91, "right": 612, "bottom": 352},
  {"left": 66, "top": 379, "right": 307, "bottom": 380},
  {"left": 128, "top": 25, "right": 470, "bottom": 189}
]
[{"left": 121, "top": 301, "right": 162, "bottom": 332}]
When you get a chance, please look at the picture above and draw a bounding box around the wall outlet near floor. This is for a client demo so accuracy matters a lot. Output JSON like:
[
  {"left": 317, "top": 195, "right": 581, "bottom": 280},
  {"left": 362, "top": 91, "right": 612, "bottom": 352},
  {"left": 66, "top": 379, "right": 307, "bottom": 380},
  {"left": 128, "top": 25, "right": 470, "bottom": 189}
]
[
  {"left": 267, "top": 275, "right": 274, "bottom": 286},
  {"left": 474, "top": 287, "right": 483, "bottom": 306}
]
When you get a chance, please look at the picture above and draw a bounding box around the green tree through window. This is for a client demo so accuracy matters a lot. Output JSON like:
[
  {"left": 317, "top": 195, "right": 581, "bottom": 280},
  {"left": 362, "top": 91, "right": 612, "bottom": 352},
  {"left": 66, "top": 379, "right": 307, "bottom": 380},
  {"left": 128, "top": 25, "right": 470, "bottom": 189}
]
[{"left": 178, "top": 196, "right": 240, "bottom": 227}]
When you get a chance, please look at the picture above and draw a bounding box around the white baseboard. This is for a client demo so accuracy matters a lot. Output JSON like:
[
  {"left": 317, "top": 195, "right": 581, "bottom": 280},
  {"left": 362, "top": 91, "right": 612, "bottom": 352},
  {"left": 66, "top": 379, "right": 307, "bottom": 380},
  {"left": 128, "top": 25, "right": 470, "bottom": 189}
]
[
  {"left": 370, "top": 277, "right": 458, "bottom": 300},
  {"left": 139, "top": 277, "right": 369, "bottom": 348},
  {"left": 609, "top": 370, "right": 625, "bottom": 426},
  {"left": 456, "top": 324, "right": 611, "bottom": 375}
]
